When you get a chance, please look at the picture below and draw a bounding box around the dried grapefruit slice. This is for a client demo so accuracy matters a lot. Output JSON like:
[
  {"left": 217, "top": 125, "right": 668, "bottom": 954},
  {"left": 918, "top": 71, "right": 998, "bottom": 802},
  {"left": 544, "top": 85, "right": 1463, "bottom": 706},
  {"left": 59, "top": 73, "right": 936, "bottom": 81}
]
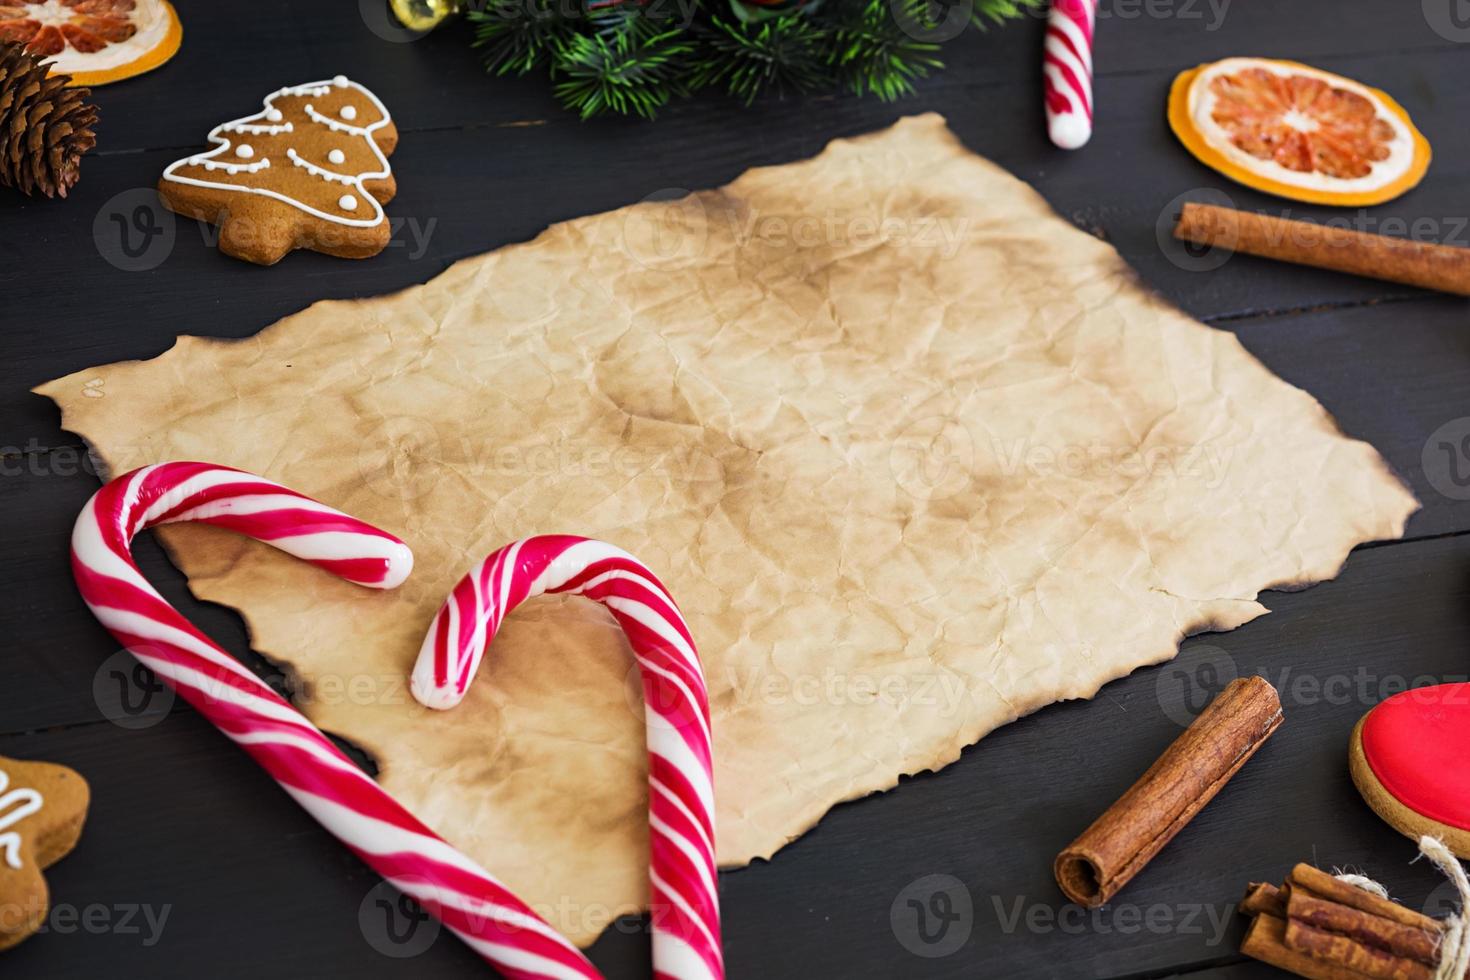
[
  {"left": 1169, "top": 57, "right": 1430, "bottom": 207},
  {"left": 0, "top": 0, "right": 181, "bottom": 86}
]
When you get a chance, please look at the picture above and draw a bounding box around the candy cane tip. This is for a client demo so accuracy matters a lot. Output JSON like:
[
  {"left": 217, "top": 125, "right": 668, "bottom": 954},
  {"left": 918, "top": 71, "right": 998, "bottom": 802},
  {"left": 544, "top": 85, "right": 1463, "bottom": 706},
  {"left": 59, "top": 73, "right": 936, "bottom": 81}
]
[
  {"left": 410, "top": 670, "right": 463, "bottom": 711},
  {"left": 375, "top": 543, "right": 415, "bottom": 590},
  {"left": 1047, "top": 114, "right": 1092, "bottom": 150}
]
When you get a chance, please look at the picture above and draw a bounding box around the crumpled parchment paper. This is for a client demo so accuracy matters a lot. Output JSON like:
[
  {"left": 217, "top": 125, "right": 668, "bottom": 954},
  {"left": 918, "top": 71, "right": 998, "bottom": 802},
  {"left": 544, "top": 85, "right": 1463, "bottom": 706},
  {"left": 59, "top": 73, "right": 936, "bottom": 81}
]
[{"left": 40, "top": 114, "right": 1417, "bottom": 945}]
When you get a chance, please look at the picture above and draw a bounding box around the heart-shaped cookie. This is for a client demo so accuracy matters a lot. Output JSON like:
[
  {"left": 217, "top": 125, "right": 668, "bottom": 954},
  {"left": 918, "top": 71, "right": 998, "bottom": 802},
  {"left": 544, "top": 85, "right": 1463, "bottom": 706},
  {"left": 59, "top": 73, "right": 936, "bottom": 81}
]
[
  {"left": 1350, "top": 683, "right": 1470, "bottom": 859},
  {"left": 0, "top": 757, "right": 90, "bottom": 952}
]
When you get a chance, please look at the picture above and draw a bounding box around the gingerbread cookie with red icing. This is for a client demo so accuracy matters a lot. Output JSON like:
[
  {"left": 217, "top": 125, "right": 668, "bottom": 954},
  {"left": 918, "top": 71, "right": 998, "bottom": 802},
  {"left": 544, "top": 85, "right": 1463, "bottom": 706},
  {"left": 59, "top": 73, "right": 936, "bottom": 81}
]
[
  {"left": 1350, "top": 683, "right": 1470, "bottom": 859},
  {"left": 158, "top": 75, "right": 398, "bottom": 265},
  {"left": 0, "top": 756, "right": 89, "bottom": 952}
]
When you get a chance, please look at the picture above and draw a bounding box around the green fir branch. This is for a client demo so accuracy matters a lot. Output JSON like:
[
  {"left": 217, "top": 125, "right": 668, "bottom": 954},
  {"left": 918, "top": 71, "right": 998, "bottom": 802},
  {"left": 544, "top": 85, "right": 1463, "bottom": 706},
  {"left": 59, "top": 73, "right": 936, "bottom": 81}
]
[
  {"left": 469, "top": 0, "right": 581, "bottom": 75},
  {"left": 551, "top": 28, "right": 696, "bottom": 119},
  {"left": 691, "top": 15, "right": 826, "bottom": 104},
  {"left": 828, "top": 0, "right": 943, "bottom": 101},
  {"left": 969, "top": 0, "right": 1043, "bottom": 26},
  {"left": 466, "top": 0, "right": 1034, "bottom": 118}
]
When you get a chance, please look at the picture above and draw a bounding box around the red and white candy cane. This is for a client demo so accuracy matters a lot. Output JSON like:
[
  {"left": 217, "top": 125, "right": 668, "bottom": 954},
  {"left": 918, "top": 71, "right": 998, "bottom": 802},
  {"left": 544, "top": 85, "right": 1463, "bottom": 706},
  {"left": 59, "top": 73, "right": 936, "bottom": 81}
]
[
  {"left": 1043, "top": 0, "right": 1100, "bottom": 149},
  {"left": 411, "top": 536, "right": 723, "bottom": 980},
  {"left": 71, "top": 462, "right": 601, "bottom": 980}
]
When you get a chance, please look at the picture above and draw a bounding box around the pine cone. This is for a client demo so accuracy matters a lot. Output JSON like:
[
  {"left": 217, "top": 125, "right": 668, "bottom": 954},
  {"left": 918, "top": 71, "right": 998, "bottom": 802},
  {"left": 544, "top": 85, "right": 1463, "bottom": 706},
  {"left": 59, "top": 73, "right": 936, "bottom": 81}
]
[{"left": 0, "top": 41, "right": 98, "bottom": 198}]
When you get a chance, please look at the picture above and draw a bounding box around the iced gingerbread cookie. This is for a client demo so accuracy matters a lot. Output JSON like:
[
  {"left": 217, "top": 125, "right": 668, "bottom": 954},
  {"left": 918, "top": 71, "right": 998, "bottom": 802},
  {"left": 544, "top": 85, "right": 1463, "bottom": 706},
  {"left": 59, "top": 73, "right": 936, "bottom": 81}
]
[
  {"left": 158, "top": 75, "right": 398, "bottom": 265},
  {"left": 0, "top": 756, "right": 89, "bottom": 952},
  {"left": 1350, "top": 683, "right": 1470, "bottom": 859}
]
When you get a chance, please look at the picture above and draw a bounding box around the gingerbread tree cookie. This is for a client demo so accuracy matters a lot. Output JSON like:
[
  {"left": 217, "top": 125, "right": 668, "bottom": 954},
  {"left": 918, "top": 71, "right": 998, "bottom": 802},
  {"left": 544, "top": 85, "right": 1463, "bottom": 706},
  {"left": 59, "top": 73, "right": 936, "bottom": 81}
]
[
  {"left": 158, "top": 75, "right": 398, "bottom": 265},
  {"left": 0, "top": 756, "right": 89, "bottom": 952}
]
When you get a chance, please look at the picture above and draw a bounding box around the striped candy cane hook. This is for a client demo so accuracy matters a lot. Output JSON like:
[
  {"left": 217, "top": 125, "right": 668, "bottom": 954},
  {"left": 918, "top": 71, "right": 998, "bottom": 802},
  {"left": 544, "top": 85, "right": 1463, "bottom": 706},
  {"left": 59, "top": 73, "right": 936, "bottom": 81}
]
[
  {"left": 1044, "top": 0, "right": 1099, "bottom": 149},
  {"left": 412, "top": 536, "right": 724, "bottom": 980},
  {"left": 71, "top": 462, "right": 602, "bottom": 979}
]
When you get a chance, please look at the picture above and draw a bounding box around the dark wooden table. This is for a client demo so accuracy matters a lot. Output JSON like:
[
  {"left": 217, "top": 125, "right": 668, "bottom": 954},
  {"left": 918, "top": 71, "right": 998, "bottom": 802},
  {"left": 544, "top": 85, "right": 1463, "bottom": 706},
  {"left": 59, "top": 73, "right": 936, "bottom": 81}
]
[{"left": 3, "top": 2, "right": 1468, "bottom": 977}]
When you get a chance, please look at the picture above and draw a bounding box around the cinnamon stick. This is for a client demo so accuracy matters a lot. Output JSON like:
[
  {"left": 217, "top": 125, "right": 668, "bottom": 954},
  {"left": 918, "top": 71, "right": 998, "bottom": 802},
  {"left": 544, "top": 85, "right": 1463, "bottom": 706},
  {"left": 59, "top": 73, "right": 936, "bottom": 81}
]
[
  {"left": 1172, "top": 202, "right": 1470, "bottom": 297},
  {"left": 1287, "top": 865, "right": 1445, "bottom": 936},
  {"left": 1053, "top": 676, "right": 1282, "bottom": 906},
  {"left": 1286, "top": 886, "right": 1441, "bottom": 966},
  {"left": 1242, "top": 913, "right": 1376, "bottom": 980},
  {"left": 1283, "top": 918, "right": 1434, "bottom": 980},
  {"left": 1241, "top": 881, "right": 1288, "bottom": 918}
]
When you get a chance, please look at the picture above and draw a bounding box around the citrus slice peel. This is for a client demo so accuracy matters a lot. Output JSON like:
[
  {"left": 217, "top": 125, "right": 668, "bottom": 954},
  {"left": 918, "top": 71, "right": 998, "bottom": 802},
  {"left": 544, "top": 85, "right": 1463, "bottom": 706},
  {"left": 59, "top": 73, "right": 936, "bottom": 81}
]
[
  {"left": 0, "top": 0, "right": 181, "bottom": 86},
  {"left": 1168, "top": 57, "right": 1430, "bottom": 207}
]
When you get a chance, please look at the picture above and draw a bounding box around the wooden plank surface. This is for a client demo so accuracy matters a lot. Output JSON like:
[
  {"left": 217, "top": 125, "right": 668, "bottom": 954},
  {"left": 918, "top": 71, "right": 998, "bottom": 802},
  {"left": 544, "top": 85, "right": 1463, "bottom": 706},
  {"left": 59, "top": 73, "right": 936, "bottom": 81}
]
[
  {"left": 9, "top": 9, "right": 1470, "bottom": 444},
  {"left": 3, "top": 0, "right": 1469, "bottom": 977},
  {"left": 5, "top": 520, "right": 1469, "bottom": 977}
]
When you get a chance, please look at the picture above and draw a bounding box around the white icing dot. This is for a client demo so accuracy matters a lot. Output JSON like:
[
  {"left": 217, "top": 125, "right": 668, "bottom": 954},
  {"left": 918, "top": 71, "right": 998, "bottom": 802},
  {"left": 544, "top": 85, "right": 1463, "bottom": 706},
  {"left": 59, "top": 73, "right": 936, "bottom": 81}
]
[
  {"left": 235, "top": 144, "right": 254, "bottom": 159},
  {"left": 339, "top": 105, "right": 358, "bottom": 121},
  {"left": 266, "top": 108, "right": 282, "bottom": 122},
  {"left": 333, "top": 74, "right": 348, "bottom": 88},
  {"left": 338, "top": 194, "right": 358, "bottom": 211},
  {"left": 328, "top": 149, "right": 346, "bottom": 165}
]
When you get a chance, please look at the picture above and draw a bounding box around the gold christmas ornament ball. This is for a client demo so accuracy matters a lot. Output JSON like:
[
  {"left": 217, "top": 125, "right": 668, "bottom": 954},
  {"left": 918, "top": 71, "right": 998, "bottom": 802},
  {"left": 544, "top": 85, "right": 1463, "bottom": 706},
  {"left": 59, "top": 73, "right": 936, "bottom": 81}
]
[{"left": 388, "top": 0, "right": 457, "bottom": 31}]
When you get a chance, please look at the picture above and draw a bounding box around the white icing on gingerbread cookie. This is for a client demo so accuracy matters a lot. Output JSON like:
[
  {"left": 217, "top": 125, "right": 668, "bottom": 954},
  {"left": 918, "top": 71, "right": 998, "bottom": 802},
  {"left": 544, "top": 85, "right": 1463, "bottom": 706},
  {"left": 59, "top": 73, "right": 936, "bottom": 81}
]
[
  {"left": 303, "top": 102, "right": 370, "bottom": 134},
  {"left": 0, "top": 769, "right": 43, "bottom": 871},
  {"left": 223, "top": 121, "right": 292, "bottom": 136},
  {"left": 288, "top": 148, "right": 355, "bottom": 185},
  {"left": 159, "top": 77, "right": 393, "bottom": 230},
  {"left": 200, "top": 157, "right": 271, "bottom": 176}
]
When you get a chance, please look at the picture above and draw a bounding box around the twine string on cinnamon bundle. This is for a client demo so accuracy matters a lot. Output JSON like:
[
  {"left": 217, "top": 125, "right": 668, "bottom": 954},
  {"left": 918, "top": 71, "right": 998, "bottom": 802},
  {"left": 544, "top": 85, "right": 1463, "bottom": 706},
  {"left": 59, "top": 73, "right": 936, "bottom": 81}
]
[{"left": 1239, "top": 836, "right": 1470, "bottom": 980}]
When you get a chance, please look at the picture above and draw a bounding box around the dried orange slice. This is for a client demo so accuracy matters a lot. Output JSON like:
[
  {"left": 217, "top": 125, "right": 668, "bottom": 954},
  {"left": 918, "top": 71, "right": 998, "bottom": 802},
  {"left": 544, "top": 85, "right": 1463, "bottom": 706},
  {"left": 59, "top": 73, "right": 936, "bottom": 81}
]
[
  {"left": 0, "top": 0, "right": 181, "bottom": 86},
  {"left": 1169, "top": 57, "right": 1430, "bottom": 207}
]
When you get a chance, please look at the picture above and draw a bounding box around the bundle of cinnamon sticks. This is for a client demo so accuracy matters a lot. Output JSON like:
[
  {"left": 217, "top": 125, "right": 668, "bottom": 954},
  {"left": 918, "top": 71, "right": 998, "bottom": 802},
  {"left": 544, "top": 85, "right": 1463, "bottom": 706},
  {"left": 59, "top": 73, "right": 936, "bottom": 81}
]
[{"left": 1240, "top": 863, "right": 1449, "bottom": 980}]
